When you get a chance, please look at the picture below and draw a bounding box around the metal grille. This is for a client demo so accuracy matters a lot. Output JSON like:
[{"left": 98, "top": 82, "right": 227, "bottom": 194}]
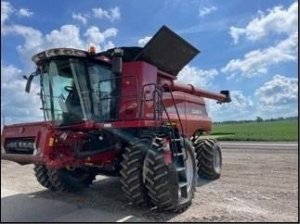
[{"left": 4, "top": 138, "right": 35, "bottom": 154}]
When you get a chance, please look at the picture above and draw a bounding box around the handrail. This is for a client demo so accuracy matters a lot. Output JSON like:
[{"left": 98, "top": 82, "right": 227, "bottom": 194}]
[
  {"left": 164, "top": 85, "right": 185, "bottom": 137},
  {"left": 141, "top": 83, "right": 185, "bottom": 137}
]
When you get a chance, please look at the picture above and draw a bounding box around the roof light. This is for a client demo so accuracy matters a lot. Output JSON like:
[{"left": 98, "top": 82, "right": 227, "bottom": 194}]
[{"left": 89, "top": 46, "right": 96, "bottom": 55}]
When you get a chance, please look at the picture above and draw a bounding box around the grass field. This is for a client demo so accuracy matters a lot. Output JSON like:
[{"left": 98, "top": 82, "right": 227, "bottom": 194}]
[{"left": 210, "top": 120, "right": 298, "bottom": 141}]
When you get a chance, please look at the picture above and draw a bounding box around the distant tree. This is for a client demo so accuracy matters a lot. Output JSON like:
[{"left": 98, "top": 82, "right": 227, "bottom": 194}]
[{"left": 256, "top": 116, "right": 263, "bottom": 122}]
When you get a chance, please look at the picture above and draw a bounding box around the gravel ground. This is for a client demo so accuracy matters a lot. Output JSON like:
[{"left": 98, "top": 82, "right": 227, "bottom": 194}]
[{"left": 1, "top": 145, "right": 298, "bottom": 222}]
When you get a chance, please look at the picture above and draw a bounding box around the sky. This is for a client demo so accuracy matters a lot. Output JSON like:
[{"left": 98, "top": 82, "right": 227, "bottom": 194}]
[{"left": 1, "top": 0, "right": 298, "bottom": 125}]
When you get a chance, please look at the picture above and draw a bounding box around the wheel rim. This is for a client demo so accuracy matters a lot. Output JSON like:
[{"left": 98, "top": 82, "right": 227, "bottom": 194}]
[
  {"left": 184, "top": 149, "right": 194, "bottom": 192},
  {"left": 213, "top": 148, "right": 221, "bottom": 174}
]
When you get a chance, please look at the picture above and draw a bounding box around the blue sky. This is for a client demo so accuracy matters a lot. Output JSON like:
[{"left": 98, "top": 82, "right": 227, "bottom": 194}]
[{"left": 1, "top": 0, "right": 298, "bottom": 124}]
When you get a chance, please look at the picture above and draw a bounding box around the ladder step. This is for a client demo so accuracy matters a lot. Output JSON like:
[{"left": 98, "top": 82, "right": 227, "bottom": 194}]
[
  {"left": 174, "top": 152, "right": 184, "bottom": 156},
  {"left": 176, "top": 167, "right": 185, "bottom": 172},
  {"left": 171, "top": 139, "right": 181, "bottom": 142},
  {"left": 179, "top": 182, "right": 188, "bottom": 188}
]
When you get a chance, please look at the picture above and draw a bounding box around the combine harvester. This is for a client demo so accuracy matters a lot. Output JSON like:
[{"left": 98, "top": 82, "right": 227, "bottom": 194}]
[{"left": 1, "top": 26, "right": 230, "bottom": 212}]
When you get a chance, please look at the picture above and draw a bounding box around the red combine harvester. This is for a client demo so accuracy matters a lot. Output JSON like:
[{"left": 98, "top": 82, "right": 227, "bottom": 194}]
[{"left": 1, "top": 26, "right": 230, "bottom": 212}]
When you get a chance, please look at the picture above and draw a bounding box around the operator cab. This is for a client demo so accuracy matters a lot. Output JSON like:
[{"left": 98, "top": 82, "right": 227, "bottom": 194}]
[{"left": 25, "top": 48, "right": 121, "bottom": 126}]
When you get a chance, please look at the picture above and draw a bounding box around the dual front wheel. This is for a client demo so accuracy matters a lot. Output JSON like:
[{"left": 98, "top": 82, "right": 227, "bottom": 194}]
[
  {"left": 143, "top": 137, "right": 196, "bottom": 212},
  {"left": 120, "top": 136, "right": 222, "bottom": 212}
]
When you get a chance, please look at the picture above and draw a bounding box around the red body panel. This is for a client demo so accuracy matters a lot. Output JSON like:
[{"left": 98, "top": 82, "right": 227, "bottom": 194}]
[
  {"left": 110, "top": 61, "right": 212, "bottom": 134},
  {"left": 119, "top": 62, "right": 157, "bottom": 120}
]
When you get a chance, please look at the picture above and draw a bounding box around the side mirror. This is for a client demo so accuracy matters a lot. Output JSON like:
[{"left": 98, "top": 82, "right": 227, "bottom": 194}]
[
  {"left": 25, "top": 72, "right": 37, "bottom": 93},
  {"left": 111, "top": 48, "right": 124, "bottom": 75}
]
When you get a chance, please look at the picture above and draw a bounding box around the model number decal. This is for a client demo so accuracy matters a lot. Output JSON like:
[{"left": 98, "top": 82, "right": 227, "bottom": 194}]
[{"left": 191, "top": 109, "right": 202, "bottom": 115}]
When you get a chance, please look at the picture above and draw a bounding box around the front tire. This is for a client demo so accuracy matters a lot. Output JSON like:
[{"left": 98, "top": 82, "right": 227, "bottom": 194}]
[
  {"left": 34, "top": 164, "right": 57, "bottom": 191},
  {"left": 48, "top": 168, "right": 96, "bottom": 192},
  {"left": 143, "top": 137, "right": 196, "bottom": 212},
  {"left": 194, "top": 138, "right": 222, "bottom": 180},
  {"left": 120, "top": 134, "right": 153, "bottom": 205}
]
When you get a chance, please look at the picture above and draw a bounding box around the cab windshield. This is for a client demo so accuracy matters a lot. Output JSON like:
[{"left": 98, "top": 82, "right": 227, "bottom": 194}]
[{"left": 40, "top": 58, "right": 116, "bottom": 126}]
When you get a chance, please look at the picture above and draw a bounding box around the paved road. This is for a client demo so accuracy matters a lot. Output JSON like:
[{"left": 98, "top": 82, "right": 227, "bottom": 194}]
[{"left": 1, "top": 141, "right": 298, "bottom": 222}]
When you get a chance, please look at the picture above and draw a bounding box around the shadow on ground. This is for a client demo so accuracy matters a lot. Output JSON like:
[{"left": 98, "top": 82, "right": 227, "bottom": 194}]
[
  {"left": 197, "top": 177, "right": 214, "bottom": 187},
  {"left": 1, "top": 176, "right": 215, "bottom": 222}
]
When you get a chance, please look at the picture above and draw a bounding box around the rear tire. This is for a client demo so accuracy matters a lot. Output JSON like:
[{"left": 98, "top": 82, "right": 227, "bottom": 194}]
[
  {"left": 48, "top": 168, "right": 96, "bottom": 192},
  {"left": 34, "top": 164, "right": 57, "bottom": 191},
  {"left": 120, "top": 134, "right": 153, "bottom": 204},
  {"left": 143, "top": 137, "right": 196, "bottom": 212},
  {"left": 194, "top": 138, "right": 222, "bottom": 180}
]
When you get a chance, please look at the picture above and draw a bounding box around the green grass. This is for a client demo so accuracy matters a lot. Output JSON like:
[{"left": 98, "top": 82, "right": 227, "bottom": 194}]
[{"left": 210, "top": 120, "right": 298, "bottom": 141}]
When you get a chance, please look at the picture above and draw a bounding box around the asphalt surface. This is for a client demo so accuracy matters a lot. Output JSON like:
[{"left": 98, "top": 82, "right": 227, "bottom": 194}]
[{"left": 1, "top": 141, "right": 298, "bottom": 222}]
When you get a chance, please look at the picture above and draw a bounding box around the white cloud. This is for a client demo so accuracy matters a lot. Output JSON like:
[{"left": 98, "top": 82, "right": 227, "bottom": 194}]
[
  {"left": 84, "top": 26, "right": 118, "bottom": 50},
  {"left": 229, "top": 27, "right": 245, "bottom": 45},
  {"left": 176, "top": 66, "right": 255, "bottom": 122},
  {"left": 207, "top": 90, "right": 255, "bottom": 121},
  {"left": 72, "top": 13, "right": 88, "bottom": 25},
  {"left": 222, "top": 32, "right": 298, "bottom": 79},
  {"left": 102, "top": 27, "right": 118, "bottom": 38},
  {"left": 103, "top": 41, "right": 115, "bottom": 50},
  {"left": 138, "top": 36, "right": 152, "bottom": 47},
  {"left": 1, "top": 1, "right": 33, "bottom": 25},
  {"left": 45, "top": 25, "right": 85, "bottom": 49},
  {"left": 207, "top": 78, "right": 298, "bottom": 121},
  {"left": 71, "top": 6, "right": 121, "bottom": 25},
  {"left": 110, "top": 7, "right": 121, "bottom": 20},
  {"left": 4, "top": 24, "right": 118, "bottom": 70},
  {"left": 254, "top": 75, "right": 298, "bottom": 118},
  {"left": 199, "top": 6, "right": 217, "bottom": 17},
  {"left": 255, "top": 75, "right": 298, "bottom": 106},
  {"left": 1, "top": 1, "right": 14, "bottom": 26},
  {"left": 3, "top": 25, "right": 43, "bottom": 69},
  {"left": 178, "top": 65, "right": 219, "bottom": 88},
  {"left": 4, "top": 24, "right": 43, "bottom": 69},
  {"left": 92, "top": 6, "right": 120, "bottom": 22},
  {"left": 229, "top": 1, "right": 298, "bottom": 44},
  {"left": 1, "top": 63, "right": 43, "bottom": 125},
  {"left": 18, "top": 8, "right": 34, "bottom": 17}
]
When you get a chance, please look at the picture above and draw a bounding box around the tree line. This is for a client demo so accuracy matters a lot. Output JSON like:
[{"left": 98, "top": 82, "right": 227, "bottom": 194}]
[{"left": 214, "top": 116, "right": 298, "bottom": 124}]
